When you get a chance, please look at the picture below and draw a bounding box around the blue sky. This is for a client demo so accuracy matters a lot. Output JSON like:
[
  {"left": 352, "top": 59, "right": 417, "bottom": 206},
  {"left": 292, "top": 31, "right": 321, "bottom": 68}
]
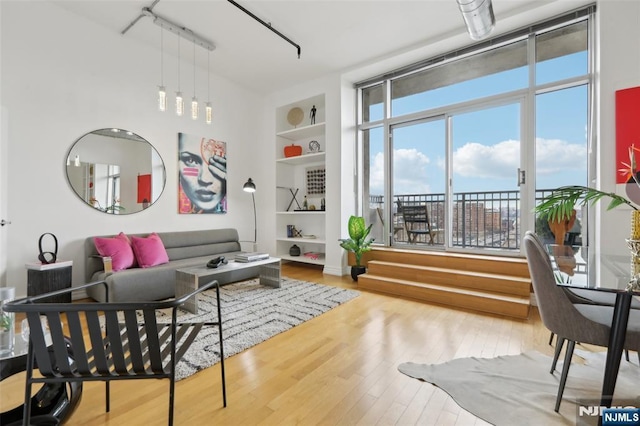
[{"left": 367, "top": 52, "right": 589, "bottom": 196}]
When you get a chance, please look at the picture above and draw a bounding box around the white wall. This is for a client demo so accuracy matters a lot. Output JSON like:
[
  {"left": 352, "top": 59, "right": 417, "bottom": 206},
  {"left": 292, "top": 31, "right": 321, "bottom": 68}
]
[
  {"left": 0, "top": 2, "right": 265, "bottom": 297},
  {"left": 594, "top": 0, "right": 640, "bottom": 284}
]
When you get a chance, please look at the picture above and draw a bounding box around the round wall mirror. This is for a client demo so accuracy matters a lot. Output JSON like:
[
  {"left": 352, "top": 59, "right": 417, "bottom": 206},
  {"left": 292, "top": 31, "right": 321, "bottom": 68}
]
[{"left": 66, "top": 128, "right": 166, "bottom": 214}]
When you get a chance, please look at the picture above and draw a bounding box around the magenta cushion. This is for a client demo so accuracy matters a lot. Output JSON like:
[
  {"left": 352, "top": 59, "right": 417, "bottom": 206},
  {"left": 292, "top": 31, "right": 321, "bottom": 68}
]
[
  {"left": 93, "top": 232, "right": 136, "bottom": 272},
  {"left": 130, "top": 233, "right": 169, "bottom": 268}
]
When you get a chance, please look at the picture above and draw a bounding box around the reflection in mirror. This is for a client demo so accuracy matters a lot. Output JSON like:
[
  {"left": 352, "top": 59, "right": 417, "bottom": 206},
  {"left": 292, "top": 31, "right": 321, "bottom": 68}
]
[{"left": 66, "top": 129, "right": 166, "bottom": 214}]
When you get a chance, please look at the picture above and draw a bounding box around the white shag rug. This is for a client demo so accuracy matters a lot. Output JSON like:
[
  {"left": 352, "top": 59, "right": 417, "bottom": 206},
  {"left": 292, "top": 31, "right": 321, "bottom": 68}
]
[{"left": 160, "top": 277, "right": 359, "bottom": 380}]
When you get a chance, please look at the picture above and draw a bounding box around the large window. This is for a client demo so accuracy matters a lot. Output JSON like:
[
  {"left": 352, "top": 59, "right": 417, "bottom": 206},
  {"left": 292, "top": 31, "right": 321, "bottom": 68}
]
[{"left": 358, "top": 9, "right": 593, "bottom": 254}]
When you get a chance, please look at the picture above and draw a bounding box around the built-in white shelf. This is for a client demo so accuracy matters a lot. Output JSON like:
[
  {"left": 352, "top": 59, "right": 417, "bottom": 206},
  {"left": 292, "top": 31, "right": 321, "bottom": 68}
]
[
  {"left": 276, "top": 237, "right": 326, "bottom": 244},
  {"left": 276, "top": 122, "right": 325, "bottom": 141},
  {"left": 276, "top": 152, "right": 325, "bottom": 166},
  {"left": 275, "top": 94, "right": 326, "bottom": 267},
  {"left": 278, "top": 253, "right": 325, "bottom": 265},
  {"left": 276, "top": 211, "right": 326, "bottom": 215}
]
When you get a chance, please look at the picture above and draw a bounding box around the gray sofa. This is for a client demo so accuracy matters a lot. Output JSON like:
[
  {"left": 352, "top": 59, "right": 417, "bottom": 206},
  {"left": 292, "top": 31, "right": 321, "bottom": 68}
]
[{"left": 85, "top": 228, "right": 257, "bottom": 302}]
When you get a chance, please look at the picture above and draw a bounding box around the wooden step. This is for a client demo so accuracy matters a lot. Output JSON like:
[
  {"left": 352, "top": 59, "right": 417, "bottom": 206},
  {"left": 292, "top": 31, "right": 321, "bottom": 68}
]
[
  {"left": 357, "top": 247, "right": 530, "bottom": 278},
  {"left": 358, "top": 274, "right": 530, "bottom": 319},
  {"left": 366, "top": 260, "right": 531, "bottom": 297},
  {"left": 352, "top": 247, "right": 532, "bottom": 319}
]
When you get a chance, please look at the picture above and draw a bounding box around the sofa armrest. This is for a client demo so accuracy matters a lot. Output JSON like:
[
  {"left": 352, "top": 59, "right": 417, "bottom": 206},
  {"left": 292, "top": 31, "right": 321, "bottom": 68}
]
[{"left": 90, "top": 254, "right": 114, "bottom": 275}]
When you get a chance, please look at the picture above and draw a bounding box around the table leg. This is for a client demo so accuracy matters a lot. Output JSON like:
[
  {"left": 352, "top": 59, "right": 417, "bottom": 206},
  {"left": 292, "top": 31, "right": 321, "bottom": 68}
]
[
  {"left": 259, "top": 261, "right": 281, "bottom": 288},
  {"left": 175, "top": 270, "right": 198, "bottom": 314},
  {"left": 599, "top": 292, "right": 632, "bottom": 420}
]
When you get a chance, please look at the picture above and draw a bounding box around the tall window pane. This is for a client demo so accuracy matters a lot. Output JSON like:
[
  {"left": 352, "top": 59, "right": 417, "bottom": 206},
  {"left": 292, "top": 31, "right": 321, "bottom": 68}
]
[
  {"left": 362, "top": 84, "right": 384, "bottom": 123},
  {"left": 391, "top": 40, "right": 528, "bottom": 117},
  {"left": 363, "top": 127, "right": 385, "bottom": 243},
  {"left": 391, "top": 119, "right": 446, "bottom": 246},
  {"left": 451, "top": 103, "right": 521, "bottom": 249},
  {"left": 536, "top": 21, "right": 588, "bottom": 85},
  {"left": 535, "top": 85, "right": 588, "bottom": 244}
]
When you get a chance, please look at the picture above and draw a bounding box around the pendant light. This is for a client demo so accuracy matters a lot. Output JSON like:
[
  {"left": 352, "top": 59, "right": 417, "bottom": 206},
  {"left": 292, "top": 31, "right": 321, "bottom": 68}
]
[
  {"left": 175, "top": 37, "right": 184, "bottom": 117},
  {"left": 191, "top": 40, "right": 199, "bottom": 120},
  {"left": 158, "top": 27, "right": 167, "bottom": 112},
  {"left": 206, "top": 51, "right": 212, "bottom": 125}
]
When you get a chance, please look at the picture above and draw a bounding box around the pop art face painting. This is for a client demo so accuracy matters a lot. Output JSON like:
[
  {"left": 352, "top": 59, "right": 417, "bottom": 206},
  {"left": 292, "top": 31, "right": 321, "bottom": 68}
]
[{"left": 178, "top": 133, "right": 227, "bottom": 214}]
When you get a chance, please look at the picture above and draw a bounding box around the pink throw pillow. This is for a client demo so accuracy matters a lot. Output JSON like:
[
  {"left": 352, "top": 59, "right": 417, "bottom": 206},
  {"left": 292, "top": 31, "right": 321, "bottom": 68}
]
[
  {"left": 94, "top": 232, "right": 136, "bottom": 272},
  {"left": 131, "top": 233, "right": 169, "bottom": 268}
]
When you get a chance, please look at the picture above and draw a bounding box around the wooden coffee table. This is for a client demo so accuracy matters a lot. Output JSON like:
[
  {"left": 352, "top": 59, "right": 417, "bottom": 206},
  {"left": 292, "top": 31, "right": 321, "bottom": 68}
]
[{"left": 175, "top": 257, "right": 281, "bottom": 313}]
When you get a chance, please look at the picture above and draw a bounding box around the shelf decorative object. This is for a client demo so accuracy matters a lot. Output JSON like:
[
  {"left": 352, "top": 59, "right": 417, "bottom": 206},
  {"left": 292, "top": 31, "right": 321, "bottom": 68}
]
[
  {"left": 306, "top": 167, "right": 325, "bottom": 195},
  {"left": 287, "top": 107, "right": 304, "bottom": 127},
  {"left": 284, "top": 144, "right": 302, "bottom": 158},
  {"left": 289, "top": 244, "right": 301, "bottom": 256}
]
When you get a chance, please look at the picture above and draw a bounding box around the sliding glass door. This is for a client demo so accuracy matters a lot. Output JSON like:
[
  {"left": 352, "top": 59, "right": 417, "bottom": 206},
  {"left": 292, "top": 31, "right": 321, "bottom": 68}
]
[
  {"left": 390, "top": 118, "right": 446, "bottom": 247},
  {"left": 450, "top": 101, "right": 522, "bottom": 251}
]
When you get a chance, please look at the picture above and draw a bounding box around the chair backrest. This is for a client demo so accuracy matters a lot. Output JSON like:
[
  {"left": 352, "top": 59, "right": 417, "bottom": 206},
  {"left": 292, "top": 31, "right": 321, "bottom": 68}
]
[
  {"left": 397, "top": 201, "right": 430, "bottom": 226},
  {"left": 523, "top": 232, "right": 591, "bottom": 336},
  {"left": 22, "top": 300, "right": 201, "bottom": 381},
  {"left": 6, "top": 280, "right": 216, "bottom": 381}
]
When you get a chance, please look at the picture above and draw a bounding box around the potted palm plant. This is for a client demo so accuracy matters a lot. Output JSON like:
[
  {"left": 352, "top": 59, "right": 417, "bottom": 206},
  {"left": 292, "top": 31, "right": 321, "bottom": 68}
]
[
  {"left": 535, "top": 185, "right": 637, "bottom": 223},
  {"left": 339, "top": 215, "right": 375, "bottom": 281}
]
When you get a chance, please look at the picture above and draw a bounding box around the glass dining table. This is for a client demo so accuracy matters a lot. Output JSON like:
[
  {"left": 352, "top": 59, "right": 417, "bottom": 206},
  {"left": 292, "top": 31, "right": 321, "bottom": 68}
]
[{"left": 546, "top": 244, "right": 639, "bottom": 412}]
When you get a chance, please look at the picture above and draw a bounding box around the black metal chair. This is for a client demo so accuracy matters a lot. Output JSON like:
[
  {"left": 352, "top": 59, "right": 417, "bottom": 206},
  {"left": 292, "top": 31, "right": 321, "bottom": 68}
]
[
  {"left": 4, "top": 279, "right": 226, "bottom": 426},
  {"left": 396, "top": 200, "right": 440, "bottom": 244}
]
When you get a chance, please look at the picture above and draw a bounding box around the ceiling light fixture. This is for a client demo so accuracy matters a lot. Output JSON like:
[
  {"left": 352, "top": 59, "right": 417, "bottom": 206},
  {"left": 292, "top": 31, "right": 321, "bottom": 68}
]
[
  {"left": 456, "top": 0, "right": 495, "bottom": 41},
  {"left": 206, "top": 51, "right": 212, "bottom": 125},
  {"left": 175, "top": 36, "right": 184, "bottom": 117},
  {"left": 158, "top": 26, "right": 166, "bottom": 112},
  {"left": 191, "top": 40, "right": 198, "bottom": 120},
  {"left": 227, "top": 0, "right": 301, "bottom": 58}
]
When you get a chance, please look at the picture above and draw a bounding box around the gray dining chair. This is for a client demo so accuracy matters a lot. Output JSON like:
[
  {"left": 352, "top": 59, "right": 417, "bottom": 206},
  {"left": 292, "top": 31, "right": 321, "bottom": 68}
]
[
  {"left": 526, "top": 231, "right": 640, "bottom": 363},
  {"left": 523, "top": 231, "right": 640, "bottom": 411}
]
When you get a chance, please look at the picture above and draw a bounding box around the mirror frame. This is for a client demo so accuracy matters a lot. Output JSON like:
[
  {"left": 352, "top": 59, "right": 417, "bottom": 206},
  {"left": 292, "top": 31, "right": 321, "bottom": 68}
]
[{"left": 65, "top": 128, "right": 166, "bottom": 215}]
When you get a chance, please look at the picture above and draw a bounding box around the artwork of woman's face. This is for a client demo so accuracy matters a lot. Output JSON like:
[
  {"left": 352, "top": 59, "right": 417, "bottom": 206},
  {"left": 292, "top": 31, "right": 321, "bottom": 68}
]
[{"left": 178, "top": 134, "right": 227, "bottom": 213}]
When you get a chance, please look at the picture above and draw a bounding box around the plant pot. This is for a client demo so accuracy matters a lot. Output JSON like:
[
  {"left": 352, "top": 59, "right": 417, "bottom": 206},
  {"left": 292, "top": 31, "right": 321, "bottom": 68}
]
[{"left": 350, "top": 266, "right": 366, "bottom": 281}]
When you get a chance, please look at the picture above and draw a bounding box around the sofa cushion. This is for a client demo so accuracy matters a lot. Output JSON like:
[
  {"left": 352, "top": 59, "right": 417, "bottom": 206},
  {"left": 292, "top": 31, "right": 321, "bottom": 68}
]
[
  {"left": 93, "top": 232, "right": 136, "bottom": 272},
  {"left": 131, "top": 233, "right": 170, "bottom": 268}
]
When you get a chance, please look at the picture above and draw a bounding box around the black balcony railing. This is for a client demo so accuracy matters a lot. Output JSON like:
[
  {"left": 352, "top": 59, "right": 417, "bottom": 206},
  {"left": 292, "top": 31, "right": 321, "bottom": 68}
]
[{"left": 369, "top": 189, "right": 561, "bottom": 250}]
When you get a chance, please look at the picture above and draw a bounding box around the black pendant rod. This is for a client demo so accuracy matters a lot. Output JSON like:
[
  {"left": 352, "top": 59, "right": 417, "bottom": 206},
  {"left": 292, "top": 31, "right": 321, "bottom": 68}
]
[{"left": 227, "top": 0, "right": 301, "bottom": 59}]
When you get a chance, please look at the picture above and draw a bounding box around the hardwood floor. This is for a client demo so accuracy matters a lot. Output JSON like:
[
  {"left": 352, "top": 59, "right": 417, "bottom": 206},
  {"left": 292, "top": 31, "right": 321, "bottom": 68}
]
[{"left": 1, "top": 263, "right": 553, "bottom": 425}]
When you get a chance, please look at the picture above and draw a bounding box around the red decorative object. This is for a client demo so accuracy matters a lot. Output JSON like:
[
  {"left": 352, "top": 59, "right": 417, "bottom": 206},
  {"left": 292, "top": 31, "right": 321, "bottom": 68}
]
[
  {"left": 616, "top": 86, "right": 640, "bottom": 184},
  {"left": 137, "top": 174, "right": 151, "bottom": 203},
  {"left": 284, "top": 144, "right": 302, "bottom": 158}
]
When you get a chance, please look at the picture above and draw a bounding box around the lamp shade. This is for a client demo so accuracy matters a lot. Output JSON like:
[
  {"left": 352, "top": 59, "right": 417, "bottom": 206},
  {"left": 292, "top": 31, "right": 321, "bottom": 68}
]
[{"left": 243, "top": 178, "right": 256, "bottom": 193}]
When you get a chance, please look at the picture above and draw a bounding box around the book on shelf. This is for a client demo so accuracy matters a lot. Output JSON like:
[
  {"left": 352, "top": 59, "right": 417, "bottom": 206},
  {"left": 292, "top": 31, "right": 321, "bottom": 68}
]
[
  {"left": 303, "top": 252, "right": 322, "bottom": 260},
  {"left": 235, "top": 252, "right": 270, "bottom": 262}
]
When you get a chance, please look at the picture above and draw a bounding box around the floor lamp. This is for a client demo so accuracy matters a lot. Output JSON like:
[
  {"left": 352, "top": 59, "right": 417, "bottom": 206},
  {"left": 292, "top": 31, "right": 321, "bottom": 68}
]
[{"left": 243, "top": 178, "right": 257, "bottom": 243}]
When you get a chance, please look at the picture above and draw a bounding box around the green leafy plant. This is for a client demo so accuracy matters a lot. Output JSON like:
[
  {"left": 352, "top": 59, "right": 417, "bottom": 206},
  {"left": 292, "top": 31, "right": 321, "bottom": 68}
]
[
  {"left": 339, "top": 215, "right": 375, "bottom": 268},
  {"left": 0, "top": 312, "right": 12, "bottom": 332},
  {"left": 535, "top": 185, "right": 637, "bottom": 222}
]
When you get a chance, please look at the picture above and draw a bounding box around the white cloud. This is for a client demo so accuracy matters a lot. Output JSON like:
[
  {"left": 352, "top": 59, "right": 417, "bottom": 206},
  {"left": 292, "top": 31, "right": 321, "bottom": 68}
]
[
  {"left": 369, "top": 148, "right": 431, "bottom": 195},
  {"left": 453, "top": 139, "right": 520, "bottom": 178},
  {"left": 368, "top": 138, "right": 586, "bottom": 193},
  {"left": 452, "top": 138, "right": 586, "bottom": 178},
  {"left": 534, "top": 138, "right": 587, "bottom": 175}
]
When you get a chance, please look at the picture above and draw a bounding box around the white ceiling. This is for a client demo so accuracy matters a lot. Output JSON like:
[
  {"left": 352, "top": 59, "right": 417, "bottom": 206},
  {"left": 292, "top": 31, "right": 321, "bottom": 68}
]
[{"left": 52, "top": 0, "right": 576, "bottom": 94}]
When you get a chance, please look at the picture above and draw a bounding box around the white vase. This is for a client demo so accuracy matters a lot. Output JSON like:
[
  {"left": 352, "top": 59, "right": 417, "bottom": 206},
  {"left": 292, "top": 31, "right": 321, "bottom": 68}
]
[{"left": 0, "top": 287, "right": 15, "bottom": 356}]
